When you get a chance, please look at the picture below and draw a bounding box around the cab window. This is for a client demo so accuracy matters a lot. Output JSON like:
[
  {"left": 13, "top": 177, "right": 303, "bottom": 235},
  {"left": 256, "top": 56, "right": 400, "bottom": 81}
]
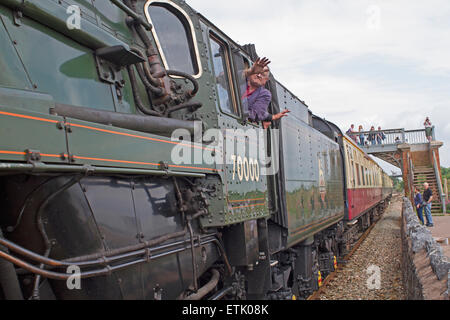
[
  {"left": 147, "top": 2, "right": 199, "bottom": 75},
  {"left": 209, "top": 34, "right": 239, "bottom": 116},
  {"left": 233, "top": 52, "right": 250, "bottom": 117}
]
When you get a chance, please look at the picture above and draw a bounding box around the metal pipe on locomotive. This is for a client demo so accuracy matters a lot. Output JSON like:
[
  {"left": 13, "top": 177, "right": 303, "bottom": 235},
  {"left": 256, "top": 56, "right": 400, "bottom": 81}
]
[{"left": 0, "top": 0, "right": 393, "bottom": 300}]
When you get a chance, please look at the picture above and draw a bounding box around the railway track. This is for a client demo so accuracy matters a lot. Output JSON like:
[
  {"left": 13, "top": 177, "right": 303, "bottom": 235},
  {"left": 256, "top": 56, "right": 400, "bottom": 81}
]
[{"left": 307, "top": 212, "right": 384, "bottom": 300}]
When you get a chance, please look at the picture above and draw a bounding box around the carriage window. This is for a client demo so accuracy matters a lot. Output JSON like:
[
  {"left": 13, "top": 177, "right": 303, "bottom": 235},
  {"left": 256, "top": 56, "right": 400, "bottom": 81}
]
[
  {"left": 350, "top": 160, "right": 355, "bottom": 186},
  {"left": 209, "top": 34, "right": 238, "bottom": 116},
  {"left": 356, "top": 163, "right": 361, "bottom": 186},
  {"left": 147, "top": 3, "right": 199, "bottom": 75},
  {"left": 361, "top": 166, "right": 366, "bottom": 186},
  {"left": 347, "top": 148, "right": 354, "bottom": 185}
]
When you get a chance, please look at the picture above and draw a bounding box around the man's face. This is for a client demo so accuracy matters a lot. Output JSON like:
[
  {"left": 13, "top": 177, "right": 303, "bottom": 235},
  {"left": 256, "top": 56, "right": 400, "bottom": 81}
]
[
  {"left": 424, "top": 183, "right": 429, "bottom": 189},
  {"left": 249, "top": 68, "right": 270, "bottom": 88}
]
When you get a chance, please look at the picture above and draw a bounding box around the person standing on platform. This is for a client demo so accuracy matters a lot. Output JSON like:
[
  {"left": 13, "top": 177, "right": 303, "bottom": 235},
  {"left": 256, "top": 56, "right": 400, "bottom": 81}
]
[
  {"left": 376, "top": 126, "right": 386, "bottom": 145},
  {"left": 424, "top": 117, "right": 433, "bottom": 143},
  {"left": 346, "top": 124, "right": 358, "bottom": 144},
  {"left": 414, "top": 187, "right": 425, "bottom": 225},
  {"left": 358, "top": 125, "right": 365, "bottom": 146},
  {"left": 368, "top": 126, "right": 376, "bottom": 145},
  {"left": 422, "top": 182, "right": 434, "bottom": 227}
]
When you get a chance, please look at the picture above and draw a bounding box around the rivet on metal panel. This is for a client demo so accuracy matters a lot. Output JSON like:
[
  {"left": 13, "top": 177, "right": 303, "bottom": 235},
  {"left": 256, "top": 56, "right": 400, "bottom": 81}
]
[
  {"left": 56, "top": 122, "right": 65, "bottom": 130},
  {"left": 13, "top": 10, "right": 23, "bottom": 26},
  {"left": 136, "top": 232, "right": 144, "bottom": 240},
  {"left": 26, "top": 149, "right": 42, "bottom": 164},
  {"left": 159, "top": 161, "right": 169, "bottom": 172}
]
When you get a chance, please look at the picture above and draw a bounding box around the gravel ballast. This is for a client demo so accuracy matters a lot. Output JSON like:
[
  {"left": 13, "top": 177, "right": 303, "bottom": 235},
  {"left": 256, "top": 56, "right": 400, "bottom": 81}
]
[{"left": 319, "top": 197, "right": 406, "bottom": 300}]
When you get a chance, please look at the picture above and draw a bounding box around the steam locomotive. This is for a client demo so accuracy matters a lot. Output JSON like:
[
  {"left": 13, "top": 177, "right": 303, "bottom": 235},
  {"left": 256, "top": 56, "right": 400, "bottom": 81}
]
[{"left": 0, "top": 0, "right": 392, "bottom": 300}]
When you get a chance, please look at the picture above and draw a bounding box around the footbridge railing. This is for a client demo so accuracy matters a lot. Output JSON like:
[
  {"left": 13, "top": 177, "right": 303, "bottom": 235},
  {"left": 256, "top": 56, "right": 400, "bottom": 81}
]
[{"left": 347, "top": 127, "right": 435, "bottom": 147}]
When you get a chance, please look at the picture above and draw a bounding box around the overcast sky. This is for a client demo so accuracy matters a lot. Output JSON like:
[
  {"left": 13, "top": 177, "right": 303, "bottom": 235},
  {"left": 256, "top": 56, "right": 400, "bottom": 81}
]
[{"left": 187, "top": 0, "right": 450, "bottom": 173}]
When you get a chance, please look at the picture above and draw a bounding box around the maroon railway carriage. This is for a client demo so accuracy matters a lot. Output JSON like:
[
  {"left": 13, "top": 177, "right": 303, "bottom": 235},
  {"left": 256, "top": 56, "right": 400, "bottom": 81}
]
[{"left": 342, "top": 135, "right": 393, "bottom": 222}]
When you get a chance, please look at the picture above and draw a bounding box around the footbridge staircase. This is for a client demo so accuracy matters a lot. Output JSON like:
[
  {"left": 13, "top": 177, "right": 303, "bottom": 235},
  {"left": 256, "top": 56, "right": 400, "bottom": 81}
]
[{"left": 350, "top": 127, "right": 446, "bottom": 214}]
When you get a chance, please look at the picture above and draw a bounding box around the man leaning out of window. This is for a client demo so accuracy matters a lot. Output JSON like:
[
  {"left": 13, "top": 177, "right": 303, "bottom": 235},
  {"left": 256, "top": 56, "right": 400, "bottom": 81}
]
[{"left": 243, "top": 57, "right": 290, "bottom": 129}]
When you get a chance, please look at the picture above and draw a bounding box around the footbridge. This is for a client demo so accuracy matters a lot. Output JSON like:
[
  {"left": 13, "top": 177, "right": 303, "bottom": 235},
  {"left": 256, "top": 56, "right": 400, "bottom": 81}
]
[{"left": 348, "top": 127, "right": 446, "bottom": 214}]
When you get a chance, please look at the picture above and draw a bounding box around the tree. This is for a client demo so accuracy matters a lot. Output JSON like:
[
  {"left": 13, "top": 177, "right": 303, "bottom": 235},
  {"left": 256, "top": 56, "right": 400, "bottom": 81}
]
[
  {"left": 442, "top": 167, "right": 449, "bottom": 213},
  {"left": 391, "top": 176, "right": 404, "bottom": 192},
  {"left": 441, "top": 167, "right": 450, "bottom": 180}
]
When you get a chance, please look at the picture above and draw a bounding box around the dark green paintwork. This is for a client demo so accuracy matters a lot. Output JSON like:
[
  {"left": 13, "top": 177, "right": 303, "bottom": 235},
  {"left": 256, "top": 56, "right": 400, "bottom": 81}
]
[
  {"left": 65, "top": 116, "right": 218, "bottom": 173},
  {"left": 279, "top": 93, "right": 345, "bottom": 247},
  {"left": 0, "top": 87, "right": 54, "bottom": 114},
  {"left": 0, "top": 106, "right": 67, "bottom": 164},
  {"left": 2, "top": 10, "right": 116, "bottom": 111},
  {"left": 195, "top": 19, "right": 270, "bottom": 227},
  {"left": 0, "top": 9, "right": 32, "bottom": 89}
]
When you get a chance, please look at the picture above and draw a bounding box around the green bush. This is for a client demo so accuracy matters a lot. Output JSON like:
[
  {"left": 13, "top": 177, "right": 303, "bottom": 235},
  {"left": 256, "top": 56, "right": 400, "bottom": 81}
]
[{"left": 442, "top": 167, "right": 450, "bottom": 179}]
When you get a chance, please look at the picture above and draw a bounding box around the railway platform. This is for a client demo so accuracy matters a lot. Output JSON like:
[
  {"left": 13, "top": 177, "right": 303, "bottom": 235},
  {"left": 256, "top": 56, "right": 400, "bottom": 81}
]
[
  {"left": 430, "top": 216, "right": 450, "bottom": 258},
  {"left": 314, "top": 195, "right": 449, "bottom": 300}
]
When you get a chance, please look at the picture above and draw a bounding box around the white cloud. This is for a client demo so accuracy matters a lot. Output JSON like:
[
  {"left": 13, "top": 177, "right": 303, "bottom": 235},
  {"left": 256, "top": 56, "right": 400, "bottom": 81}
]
[{"left": 187, "top": 0, "right": 450, "bottom": 166}]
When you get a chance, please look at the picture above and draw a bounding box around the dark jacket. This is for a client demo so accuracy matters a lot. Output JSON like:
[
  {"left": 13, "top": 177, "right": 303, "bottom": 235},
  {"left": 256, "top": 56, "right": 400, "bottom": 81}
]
[
  {"left": 423, "top": 188, "right": 433, "bottom": 202},
  {"left": 414, "top": 193, "right": 423, "bottom": 207}
]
